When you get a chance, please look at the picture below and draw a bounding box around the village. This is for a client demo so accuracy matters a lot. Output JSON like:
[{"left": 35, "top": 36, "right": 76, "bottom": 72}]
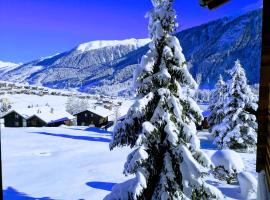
[
  {"left": 0, "top": 83, "right": 212, "bottom": 131},
  {"left": 0, "top": 81, "right": 130, "bottom": 130}
]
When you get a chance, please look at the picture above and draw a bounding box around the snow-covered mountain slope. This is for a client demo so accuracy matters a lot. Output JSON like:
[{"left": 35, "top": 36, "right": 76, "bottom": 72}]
[
  {"left": 0, "top": 38, "right": 150, "bottom": 89},
  {"left": 177, "top": 9, "right": 262, "bottom": 89},
  {"left": 0, "top": 61, "right": 20, "bottom": 74},
  {"left": 0, "top": 9, "right": 262, "bottom": 95},
  {"left": 76, "top": 38, "right": 150, "bottom": 52}
]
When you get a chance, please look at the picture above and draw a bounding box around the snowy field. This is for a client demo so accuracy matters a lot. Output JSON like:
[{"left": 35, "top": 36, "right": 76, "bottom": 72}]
[
  {"left": 1, "top": 94, "right": 133, "bottom": 121},
  {"left": 2, "top": 126, "right": 131, "bottom": 200},
  {"left": 2, "top": 126, "right": 256, "bottom": 200}
]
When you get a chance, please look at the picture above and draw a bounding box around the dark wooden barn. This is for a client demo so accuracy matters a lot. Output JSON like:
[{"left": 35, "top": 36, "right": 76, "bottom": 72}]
[
  {"left": 27, "top": 115, "right": 47, "bottom": 127},
  {"left": 75, "top": 107, "right": 113, "bottom": 127},
  {"left": 2, "top": 110, "right": 27, "bottom": 127},
  {"left": 1, "top": 108, "right": 75, "bottom": 128},
  {"left": 27, "top": 115, "right": 73, "bottom": 127}
]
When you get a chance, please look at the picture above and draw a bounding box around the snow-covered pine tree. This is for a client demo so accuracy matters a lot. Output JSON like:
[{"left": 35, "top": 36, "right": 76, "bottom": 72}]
[
  {"left": 105, "top": 0, "right": 223, "bottom": 199},
  {"left": 65, "top": 96, "right": 89, "bottom": 115},
  {"left": 208, "top": 75, "right": 226, "bottom": 132},
  {"left": 0, "top": 98, "right": 11, "bottom": 114},
  {"left": 213, "top": 60, "right": 258, "bottom": 150}
]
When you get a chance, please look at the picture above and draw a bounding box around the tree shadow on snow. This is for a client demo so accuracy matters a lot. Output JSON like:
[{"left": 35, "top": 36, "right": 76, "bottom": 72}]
[
  {"left": 206, "top": 180, "right": 240, "bottom": 199},
  {"left": 86, "top": 181, "right": 116, "bottom": 191},
  {"left": 67, "top": 127, "right": 112, "bottom": 135},
  {"left": 3, "top": 187, "right": 54, "bottom": 200},
  {"left": 83, "top": 127, "right": 112, "bottom": 135},
  {"left": 30, "top": 131, "right": 111, "bottom": 143},
  {"left": 216, "top": 186, "right": 240, "bottom": 199},
  {"left": 200, "top": 138, "right": 217, "bottom": 150}
]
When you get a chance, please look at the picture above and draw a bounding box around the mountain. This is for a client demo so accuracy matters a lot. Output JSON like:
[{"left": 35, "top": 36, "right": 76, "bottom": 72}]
[
  {"left": 0, "top": 38, "right": 150, "bottom": 90},
  {"left": 0, "top": 9, "right": 262, "bottom": 96},
  {"left": 0, "top": 61, "right": 20, "bottom": 74}
]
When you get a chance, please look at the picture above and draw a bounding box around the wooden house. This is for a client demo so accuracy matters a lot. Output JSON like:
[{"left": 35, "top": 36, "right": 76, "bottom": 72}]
[
  {"left": 1, "top": 107, "right": 75, "bottom": 127},
  {"left": 1, "top": 110, "right": 28, "bottom": 127},
  {"left": 196, "top": 110, "right": 210, "bottom": 130},
  {"left": 0, "top": 82, "right": 7, "bottom": 88},
  {"left": 27, "top": 108, "right": 75, "bottom": 127},
  {"left": 74, "top": 106, "right": 113, "bottom": 127},
  {"left": 27, "top": 115, "right": 47, "bottom": 127}
]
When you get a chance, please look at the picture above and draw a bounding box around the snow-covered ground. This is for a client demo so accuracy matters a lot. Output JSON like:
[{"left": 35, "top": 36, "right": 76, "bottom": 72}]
[
  {"left": 0, "top": 93, "right": 257, "bottom": 199},
  {"left": 2, "top": 94, "right": 93, "bottom": 111},
  {"left": 199, "top": 131, "right": 257, "bottom": 200},
  {"left": 2, "top": 126, "right": 131, "bottom": 200},
  {"left": 2, "top": 126, "right": 256, "bottom": 200}
]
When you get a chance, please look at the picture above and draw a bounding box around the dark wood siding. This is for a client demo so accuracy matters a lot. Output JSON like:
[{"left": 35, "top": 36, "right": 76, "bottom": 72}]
[
  {"left": 48, "top": 120, "right": 72, "bottom": 127},
  {"left": 75, "top": 110, "right": 108, "bottom": 127},
  {"left": 27, "top": 116, "right": 47, "bottom": 127},
  {"left": 3, "top": 111, "right": 25, "bottom": 127},
  {"left": 256, "top": 0, "right": 270, "bottom": 190}
]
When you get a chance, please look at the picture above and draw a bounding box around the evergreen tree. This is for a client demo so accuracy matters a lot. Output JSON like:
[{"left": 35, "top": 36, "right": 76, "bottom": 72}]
[
  {"left": 213, "top": 60, "right": 258, "bottom": 150},
  {"left": 105, "top": 0, "right": 223, "bottom": 199},
  {"left": 208, "top": 75, "right": 226, "bottom": 132},
  {"left": 65, "top": 96, "right": 89, "bottom": 115},
  {"left": 0, "top": 98, "right": 11, "bottom": 114}
]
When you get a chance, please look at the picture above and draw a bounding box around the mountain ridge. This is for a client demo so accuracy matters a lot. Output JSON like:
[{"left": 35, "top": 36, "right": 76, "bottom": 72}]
[{"left": 0, "top": 9, "right": 262, "bottom": 96}]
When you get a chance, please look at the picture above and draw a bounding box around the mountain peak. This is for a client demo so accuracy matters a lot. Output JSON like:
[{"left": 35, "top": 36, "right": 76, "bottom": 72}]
[
  {"left": 76, "top": 38, "right": 151, "bottom": 52},
  {"left": 0, "top": 60, "right": 20, "bottom": 68}
]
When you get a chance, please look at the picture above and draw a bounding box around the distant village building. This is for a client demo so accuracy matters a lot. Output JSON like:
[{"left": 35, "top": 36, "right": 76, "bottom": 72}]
[
  {"left": 74, "top": 106, "right": 113, "bottom": 127},
  {"left": 1, "top": 107, "right": 75, "bottom": 127},
  {"left": 196, "top": 110, "right": 210, "bottom": 130},
  {"left": 0, "top": 82, "right": 7, "bottom": 88},
  {"left": 104, "top": 104, "right": 113, "bottom": 110}
]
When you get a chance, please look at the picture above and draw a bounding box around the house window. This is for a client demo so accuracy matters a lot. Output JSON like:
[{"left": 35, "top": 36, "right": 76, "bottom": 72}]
[
  {"left": 31, "top": 120, "right": 37, "bottom": 127},
  {"left": 85, "top": 113, "right": 88, "bottom": 117},
  {"left": 91, "top": 114, "right": 94, "bottom": 117},
  {"left": 15, "top": 114, "right": 19, "bottom": 119},
  {"left": 99, "top": 118, "right": 104, "bottom": 124},
  {"left": 15, "top": 121, "right": 19, "bottom": 127}
]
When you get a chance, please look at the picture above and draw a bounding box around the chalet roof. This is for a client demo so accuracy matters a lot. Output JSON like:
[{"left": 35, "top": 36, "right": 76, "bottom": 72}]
[
  {"left": 1, "top": 107, "right": 75, "bottom": 124},
  {"left": 74, "top": 106, "right": 113, "bottom": 118},
  {"left": 30, "top": 109, "right": 75, "bottom": 124},
  {"left": 2, "top": 108, "right": 33, "bottom": 119}
]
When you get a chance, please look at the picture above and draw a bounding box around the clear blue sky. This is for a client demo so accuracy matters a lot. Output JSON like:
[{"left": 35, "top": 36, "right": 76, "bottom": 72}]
[{"left": 0, "top": 0, "right": 262, "bottom": 63}]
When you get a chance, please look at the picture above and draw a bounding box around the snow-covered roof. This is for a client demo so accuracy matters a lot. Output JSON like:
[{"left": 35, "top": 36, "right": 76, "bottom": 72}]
[
  {"left": 2, "top": 107, "right": 75, "bottom": 124},
  {"left": 74, "top": 106, "right": 113, "bottom": 118},
  {"left": 32, "top": 109, "right": 75, "bottom": 124},
  {"left": 2, "top": 108, "right": 33, "bottom": 119}
]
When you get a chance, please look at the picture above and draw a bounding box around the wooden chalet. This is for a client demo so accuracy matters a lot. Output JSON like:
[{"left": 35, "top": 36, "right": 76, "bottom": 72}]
[
  {"left": 1, "top": 107, "right": 75, "bottom": 127},
  {"left": 196, "top": 110, "right": 210, "bottom": 130},
  {"left": 2, "top": 110, "right": 28, "bottom": 127},
  {"left": 74, "top": 106, "right": 113, "bottom": 127}
]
